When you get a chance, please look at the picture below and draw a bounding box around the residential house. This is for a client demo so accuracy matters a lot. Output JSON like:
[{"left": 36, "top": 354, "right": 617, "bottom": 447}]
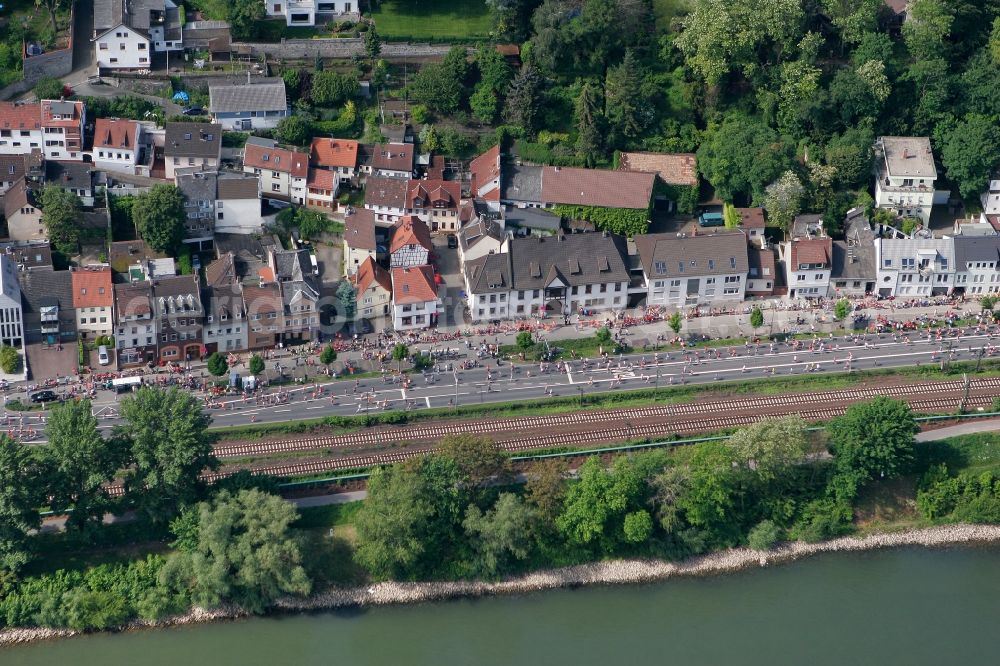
[
  {"left": 464, "top": 253, "right": 512, "bottom": 322},
  {"left": 365, "top": 175, "right": 408, "bottom": 223},
  {"left": 309, "top": 137, "right": 359, "bottom": 183},
  {"left": 406, "top": 179, "right": 461, "bottom": 232},
  {"left": 746, "top": 246, "right": 777, "bottom": 298},
  {"left": 781, "top": 215, "right": 833, "bottom": 300},
  {"left": 874, "top": 136, "right": 939, "bottom": 225},
  {"left": 367, "top": 142, "right": 413, "bottom": 179},
  {"left": 501, "top": 164, "right": 655, "bottom": 217},
  {"left": 152, "top": 275, "right": 204, "bottom": 362},
  {"left": 209, "top": 78, "right": 289, "bottom": 130},
  {"left": 93, "top": 0, "right": 183, "bottom": 69},
  {"left": 175, "top": 168, "right": 217, "bottom": 249},
  {"left": 1, "top": 239, "right": 52, "bottom": 270},
  {"left": 306, "top": 168, "right": 338, "bottom": 211},
  {"left": 457, "top": 216, "right": 506, "bottom": 266},
  {"left": 92, "top": 118, "right": 143, "bottom": 174},
  {"left": 0, "top": 103, "right": 43, "bottom": 157},
  {"left": 242, "top": 282, "right": 284, "bottom": 349},
  {"left": 40, "top": 99, "right": 85, "bottom": 161},
  {"left": 632, "top": 230, "right": 749, "bottom": 307},
  {"left": 343, "top": 209, "right": 377, "bottom": 275},
  {"left": 389, "top": 215, "right": 432, "bottom": 268},
  {"left": 618, "top": 151, "right": 697, "bottom": 213},
  {"left": 953, "top": 236, "right": 1000, "bottom": 296},
  {"left": 350, "top": 256, "right": 391, "bottom": 320},
  {"left": 215, "top": 176, "right": 263, "bottom": 235},
  {"left": 243, "top": 137, "right": 307, "bottom": 204},
  {"left": 830, "top": 210, "right": 877, "bottom": 297},
  {"left": 391, "top": 265, "right": 438, "bottom": 330},
  {"left": 469, "top": 145, "right": 501, "bottom": 209},
  {"left": 71, "top": 265, "right": 114, "bottom": 339},
  {"left": 3, "top": 180, "right": 43, "bottom": 241},
  {"left": 269, "top": 246, "right": 316, "bottom": 284},
  {"left": 202, "top": 253, "right": 248, "bottom": 353},
  {"left": 18, "top": 267, "right": 74, "bottom": 345},
  {"left": 735, "top": 207, "right": 766, "bottom": 247},
  {"left": 0, "top": 255, "right": 24, "bottom": 349},
  {"left": 164, "top": 122, "right": 221, "bottom": 180},
  {"left": 265, "top": 0, "right": 356, "bottom": 28},
  {"left": 981, "top": 177, "right": 1000, "bottom": 230},
  {"left": 875, "top": 237, "right": 955, "bottom": 298},
  {"left": 114, "top": 281, "right": 158, "bottom": 367},
  {"left": 0, "top": 154, "right": 32, "bottom": 196},
  {"left": 45, "top": 161, "right": 96, "bottom": 207},
  {"left": 281, "top": 279, "right": 320, "bottom": 342}
]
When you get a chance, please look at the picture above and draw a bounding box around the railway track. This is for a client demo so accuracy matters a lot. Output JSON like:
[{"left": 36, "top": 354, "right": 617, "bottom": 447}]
[{"left": 212, "top": 377, "right": 1000, "bottom": 459}]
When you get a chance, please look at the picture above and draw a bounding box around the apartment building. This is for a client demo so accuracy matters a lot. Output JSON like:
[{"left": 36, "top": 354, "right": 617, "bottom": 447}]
[
  {"left": 71, "top": 265, "right": 114, "bottom": 339},
  {"left": 243, "top": 137, "right": 308, "bottom": 204},
  {"left": 632, "top": 230, "right": 749, "bottom": 307}
]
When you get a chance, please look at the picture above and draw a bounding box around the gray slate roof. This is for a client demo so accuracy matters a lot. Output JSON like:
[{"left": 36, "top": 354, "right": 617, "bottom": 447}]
[
  {"left": 831, "top": 211, "right": 876, "bottom": 280},
  {"left": 19, "top": 267, "right": 73, "bottom": 315},
  {"left": 633, "top": 230, "right": 749, "bottom": 278},
  {"left": 176, "top": 169, "right": 218, "bottom": 205},
  {"left": 508, "top": 232, "right": 629, "bottom": 290},
  {"left": 879, "top": 238, "right": 955, "bottom": 268},
  {"left": 954, "top": 236, "right": 1000, "bottom": 268},
  {"left": 502, "top": 165, "right": 543, "bottom": 203},
  {"left": 465, "top": 253, "right": 512, "bottom": 294},
  {"left": 272, "top": 248, "right": 311, "bottom": 282},
  {"left": 164, "top": 122, "right": 222, "bottom": 159},
  {"left": 45, "top": 161, "right": 94, "bottom": 191},
  {"left": 503, "top": 206, "right": 560, "bottom": 231},
  {"left": 209, "top": 79, "right": 287, "bottom": 114}
]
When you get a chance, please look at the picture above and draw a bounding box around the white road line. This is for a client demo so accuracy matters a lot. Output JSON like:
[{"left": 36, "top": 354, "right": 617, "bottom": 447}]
[
  {"left": 306, "top": 406, "right": 324, "bottom": 410},
  {"left": 275, "top": 408, "right": 291, "bottom": 413},
  {"left": 425, "top": 397, "right": 431, "bottom": 408}
]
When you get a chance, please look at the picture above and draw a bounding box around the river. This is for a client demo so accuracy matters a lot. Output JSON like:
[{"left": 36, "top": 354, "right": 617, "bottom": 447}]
[{"left": 6, "top": 545, "right": 1000, "bottom": 665}]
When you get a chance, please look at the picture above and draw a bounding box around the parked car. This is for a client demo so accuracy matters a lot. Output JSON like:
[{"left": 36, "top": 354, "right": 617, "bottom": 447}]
[
  {"left": 98, "top": 345, "right": 110, "bottom": 366},
  {"left": 29, "top": 389, "right": 58, "bottom": 403},
  {"left": 192, "top": 254, "right": 202, "bottom": 271},
  {"left": 181, "top": 106, "right": 204, "bottom": 116},
  {"left": 447, "top": 234, "right": 458, "bottom": 249}
]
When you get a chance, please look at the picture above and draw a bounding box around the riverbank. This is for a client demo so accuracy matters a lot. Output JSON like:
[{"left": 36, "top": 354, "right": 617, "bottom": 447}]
[{"left": 4, "top": 523, "right": 1000, "bottom": 647}]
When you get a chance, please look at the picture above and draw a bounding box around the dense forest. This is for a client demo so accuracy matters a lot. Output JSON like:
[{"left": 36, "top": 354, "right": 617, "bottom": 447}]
[{"left": 453, "top": 0, "right": 1000, "bottom": 233}]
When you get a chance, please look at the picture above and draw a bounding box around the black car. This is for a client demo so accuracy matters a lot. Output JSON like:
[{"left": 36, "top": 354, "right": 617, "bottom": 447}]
[
  {"left": 447, "top": 234, "right": 458, "bottom": 249},
  {"left": 181, "top": 106, "right": 204, "bottom": 116},
  {"left": 29, "top": 389, "right": 58, "bottom": 403}
]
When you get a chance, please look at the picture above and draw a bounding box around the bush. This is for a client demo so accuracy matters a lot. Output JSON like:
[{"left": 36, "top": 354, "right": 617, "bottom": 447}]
[
  {"left": 0, "top": 345, "right": 20, "bottom": 374},
  {"left": 917, "top": 467, "right": 1000, "bottom": 522},
  {"left": 34, "top": 76, "right": 65, "bottom": 101},
  {"left": 747, "top": 520, "right": 781, "bottom": 550},
  {"left": 789, "top": 499, "right": 852, "bottom": 543}
]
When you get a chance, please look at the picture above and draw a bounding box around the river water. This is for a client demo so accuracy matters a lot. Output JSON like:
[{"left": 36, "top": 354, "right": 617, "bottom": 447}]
[{"left": 6, "top": 545, "right": 1000, "bottom": 665}]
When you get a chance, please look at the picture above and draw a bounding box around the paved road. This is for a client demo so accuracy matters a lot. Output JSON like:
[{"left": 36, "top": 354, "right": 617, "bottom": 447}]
[{"left": 916, "top": 419, "right": 1000, "bottom": 442}]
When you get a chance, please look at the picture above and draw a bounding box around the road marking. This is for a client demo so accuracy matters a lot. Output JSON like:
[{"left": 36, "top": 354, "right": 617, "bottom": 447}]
[
  {"left": 425, "top": 397, "right": 431, "bottom": 408},
  {"left": 275, "top": 409, "right": 291, "bottom": 413},
  {"left": 306, "top": 406, "right": 323, "bottom": 410}
]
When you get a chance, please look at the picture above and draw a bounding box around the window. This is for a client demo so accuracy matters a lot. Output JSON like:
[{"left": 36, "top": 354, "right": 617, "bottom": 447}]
[{"left": 99, "top": 43, "right": 108, "bottom": 50}]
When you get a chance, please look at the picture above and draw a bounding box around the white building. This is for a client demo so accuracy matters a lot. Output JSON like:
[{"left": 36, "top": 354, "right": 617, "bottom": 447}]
[
  {"left": 93, "top": 0, "right": 183, "bottom": 69},
  {"left": 243, "top": 137, "right": 308, "bottom": 204},
  {"left": 164, "top": 122, "right": 221, "bottom": 181},
  {"left": 875, "top": 237, "right": 955, "bottom": 298},
  {"left": 114, "top": 281, "right": 158, "bottom": 367},
  {"left": 0, "top": 255, "right": 25, "bottom": 348},
  {"left": 953, "top": 236, "right": 1000, "bottom": 296},
  {"left": 215, "top": 176, "right": 263, "bottom": 235},
  {"left": 266, "top": 0, "right": 356, "bottom": 27},
  {"left": 209, "top": 79, "right": 289, "bottom": 131},
  {"left": 632, "top": 230, "right": 749, "bottom": 307},
  {"left": 40, "top": 100, "right": 86, "bottom": 161},
  {"left": 874, "top": 136, "right": 938, "bottom": 225},
  {"left": 364, "top": 175, "right": 408, "bottom": 223},
  {"left": 93, "top": 118, "right": 143, "bottom": 174},
  {"left": 391, "top": 265, "right": 438, "bottom": 330},
  {"left": 71, "top": 265, "right": 114, "bottom": 339}
]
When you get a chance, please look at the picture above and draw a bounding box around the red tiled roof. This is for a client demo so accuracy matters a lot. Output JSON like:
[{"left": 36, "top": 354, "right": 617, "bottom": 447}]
[
  {"left": 309, "top": 138, "right": 358, "bottom": 169},
  {"left": 307, "top": 168, "right": 335, "bottom": 189},
  {"left": 351, "top": 256, "right": 391, "bottom": 295},
  {"left": 94, "top": 119, "right": 138, "bottom": 150},
  {"left": 406, "top": 179, "right": 460, "bottom": 210},
  {"left": 0, "top": 102, "right": 41, "bottom": 130},
  {"left": 470, "top": 145, "right": 501, "bottom": 200},
  {"left": 790, "top": 238, "right": 832, "bottom": 268},
  {"left": 541, "top": 166, "right": 655, "bottom": 210},
  {"left": 618, "top": 152, "right": 698, "bottom": 186},
  {"left": 390, "top": 215, "right": 432, "bottom": 254},
  {"left": 71, "top": 266, "right": 113, "bottom": 308},
  {"left": 985, "top": 215, "right": 1000, "bottom": 232},
  {"left": 391, "top": 264, "right": 437, "bottom": 304},
  {"left": 245, "top": 142, "right": 308, "bottom": 178},
  {"left": 737, "top": 207, "right": 766, "bottom": 229}
]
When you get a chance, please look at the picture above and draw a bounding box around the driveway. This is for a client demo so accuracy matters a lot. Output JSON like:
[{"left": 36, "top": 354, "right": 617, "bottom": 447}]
[
  {"left": 431, "top": 236, "right": 465, "bottom": 328},
  {"left": 25, "top": 342, "right": 78, "bottom": 382},
  {"left": 71, "top": 0, "right": 95, "bottom": 73}
]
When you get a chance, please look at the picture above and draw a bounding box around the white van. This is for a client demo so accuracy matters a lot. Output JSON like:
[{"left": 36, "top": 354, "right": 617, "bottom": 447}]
[{"left": 98, "top": 345, "right": 110, "bottom": 366}]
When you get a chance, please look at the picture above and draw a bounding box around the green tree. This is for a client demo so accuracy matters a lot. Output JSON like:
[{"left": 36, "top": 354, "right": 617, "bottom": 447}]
[
  {"left": 524, "top": 458, "right": 567, "bottom": 524},
  {"left": 834, "top": 298, "right": 852, "bottom": 321},
  {"left": 364, "top": 24, "right": 382, "bottom": 60},
  {"left": 274, "top": 115, "right": 311, "bottom": 146},
  {"left": 33, "top": 76, "right": 64, "bottom": 101},
  {"left": 410, "top": 63, "right": 463, "bottom": 114},
  {"left": 828, "top": 396, "right": 919, "bottom": 485},
  {"left": 46, "top": 400, "right": 125, "bottom": 533},
  {"left": 991, "top": 17, "right": 1000, "bottom": 64},
  {"left": 903, "top": 0, "right": 955, "bottom": 62},
  {"left": 206, "top": 352, "right": 229, "bottom": 377},
  {"left": 668, "top": 311, "right": 683, "bottom": 337},
  {"left": 249, "top": 354, "right": 265, "bottom": 377},
  {"left": 503, "top": 66, "right": 544, "bottom": 134},
  {"left": 118, "top": 387, "right": 217, "bottom": 522},
  {"left": 516, "top": 330, "right": 534, "bottom": 351},
  {"left": 436, "top": 434, "right": 508, "bottom": 488},
  {"left": 749, "top": 306, "right": 764, "bottom": 331},
  {"left": 392, "top": 343, "right": 409, "bottom": 372},
  {"left": 940, "top": 114, "right": 1000, "bottom": 200},
  {"left": 556, "top": 456, "right": 648, "bottom": 552},
  {"left": 319, "top": 346, "right": 337, "bottom": 367},
  {"left": 132, "top": 184, "right": 186, "bottom": 254},
  {"left": 336, "top": 280, "right": 357, "bottom": 322},
  {"left": 696, "top": 114, "right": 794, "bottom": 204},
  {"left": 762, "top": 170, "right": 805, "bottom": 231},
  {"left": 723, "top": 203, "right": 741, "bottom": 229},
  {"left": 463, "top": 492, "right": 535, "bottom": 577},
  {"left": 159, "top": 489, "right": 311, "bottom": 613},
  {"left": 0, "top": 435, "right": 44, "bottom": 573},
  {"left": 981, "top": 295, "right": 998, "bottom": 312},
  {"left": 726, "top": 415, "right": 808, "bottom": 485},
  {"left": 40, "top": 186, "right": 81, "bottom": 256},
  {"left": 622, "top": 510, "right": 653, "bottom": 544},
  {"left": 604, "top": 50, "right": 651, "bottom": 144},
  {"left": 311, "top": 72, "right": 359, "bottom": 107},
  {"left": 228, "top": 0, "right": 266, "bottom": 41},
  {"left": 575, "top": 81, "right": 604, "bottom": 166},
  {"left": 470, "top": 85, "right": 500, "bottom": 125},
  {"left": 0, "top": 345, "right": 20, "bottom": 374},
  {"left": 474, "top": 42, "right": 513, "bottom": 93},
  {"left": 595, "top": 326, "right": 613, "bottom": 347}
]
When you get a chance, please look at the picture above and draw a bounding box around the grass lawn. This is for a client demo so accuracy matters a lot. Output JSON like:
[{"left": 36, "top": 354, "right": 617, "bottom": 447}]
[
  {"left": 255, "top": 21, "right": 325, "bottom": 42},
  {"left": 372, "top": 0, "right": 492, "bottom": 41}
]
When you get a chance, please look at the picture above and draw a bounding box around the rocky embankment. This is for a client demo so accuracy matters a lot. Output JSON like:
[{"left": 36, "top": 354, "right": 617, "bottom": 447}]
[{"left": 4, "top": 524, "right": 1000, "bottom": 646}]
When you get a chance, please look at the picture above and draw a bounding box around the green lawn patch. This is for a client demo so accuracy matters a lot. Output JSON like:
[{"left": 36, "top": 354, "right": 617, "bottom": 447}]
[
  {"left": 372, "top": 0, "right": 492, "bottom": 41},
  {"left": 294, "top": 501, "right": 363, "bottom": 529},
  {"left": 255, "top": 21, "right": 325, "bottom": 42}
]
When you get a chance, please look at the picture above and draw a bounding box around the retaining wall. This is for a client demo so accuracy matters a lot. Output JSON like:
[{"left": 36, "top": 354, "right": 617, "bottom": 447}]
[{"left": 231, "top": 39, "right": 453, "bottom": 60}]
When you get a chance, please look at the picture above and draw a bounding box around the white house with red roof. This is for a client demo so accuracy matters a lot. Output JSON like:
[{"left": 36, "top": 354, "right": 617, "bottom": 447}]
[
  {"left": 306, "top": 168, "right": 338, "bottom": 211},
  {"left": 93, "top": 118, "right": 143, "bottom": 174},
  {"left": 40, "top": 99, "right": 86, "bottom": 161},
  {"left": 391, "top": 264, "right": 438, "bottom": 330},
  {"left": 243, "top": 137, "right": 308, "bottom": 204},
  {"left": 350, "top": 256, "right": 392, "bottom": 320},
  {"left": 310, "top": 137, "right": 359, "bottom": 183}
]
